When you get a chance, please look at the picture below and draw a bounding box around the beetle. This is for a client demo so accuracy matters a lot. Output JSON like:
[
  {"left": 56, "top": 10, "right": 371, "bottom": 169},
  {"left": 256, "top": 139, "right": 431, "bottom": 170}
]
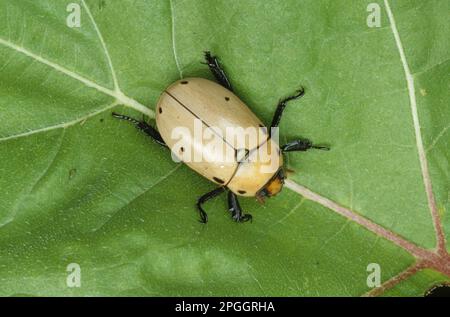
[{"left": 112, "top": 52, "right": 329, "bottom": 223}]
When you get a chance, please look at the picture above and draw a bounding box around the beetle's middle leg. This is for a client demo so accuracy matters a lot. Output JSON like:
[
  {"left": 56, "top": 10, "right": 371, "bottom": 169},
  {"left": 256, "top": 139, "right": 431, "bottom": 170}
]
[
  {"left": 203, "top": 51, "right": 233, "bottom": 91},
  {"left": 196, "top": 187, "right": 226, "bottom": 223},
  {"left": 282, "top": 139, "right": 329, "bottom": 152},
  {"left": 112, "top": 112, "right": 167, "bottom": 147},
  {"left": 227, "top": 191, "right": 252, "bottom": 223}
]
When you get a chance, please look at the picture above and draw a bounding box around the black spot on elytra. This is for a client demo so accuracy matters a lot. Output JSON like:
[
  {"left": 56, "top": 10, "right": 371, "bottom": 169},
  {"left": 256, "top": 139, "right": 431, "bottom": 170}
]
[
  {"left": 159, "top": 107, "right": 162, "bottom": 114},
  {"left": 213, "top": 177, "right": 225, "bottom": 184},
  {"left": 225, "top": 96, "right": 230, "bottom": 101},
  {"left": 180, "top": 147, "right": 184, "bottom": 153},
  {"left": 181, "top": 80, "right": 188, "bottom": 84},
  {"left": 238, "top": 190, "right": 246, "bottom": 195}
]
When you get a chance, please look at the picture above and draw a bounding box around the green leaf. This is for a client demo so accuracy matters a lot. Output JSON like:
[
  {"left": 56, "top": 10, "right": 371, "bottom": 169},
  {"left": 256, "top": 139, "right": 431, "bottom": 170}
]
[{"left": 0, "top": 0, "right": 448, "bottom": 296}]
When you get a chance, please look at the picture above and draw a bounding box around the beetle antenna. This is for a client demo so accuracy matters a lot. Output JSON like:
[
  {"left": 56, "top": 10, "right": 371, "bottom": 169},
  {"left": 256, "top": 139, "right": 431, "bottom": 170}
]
[{"left": 285, "top": 168, "right": 295, "bottom": 178}]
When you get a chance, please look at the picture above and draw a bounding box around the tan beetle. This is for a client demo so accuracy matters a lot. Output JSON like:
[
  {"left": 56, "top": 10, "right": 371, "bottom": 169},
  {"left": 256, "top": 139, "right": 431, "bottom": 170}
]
[{"left": 113, "top": 52, "right": 329, "bottom": 223}]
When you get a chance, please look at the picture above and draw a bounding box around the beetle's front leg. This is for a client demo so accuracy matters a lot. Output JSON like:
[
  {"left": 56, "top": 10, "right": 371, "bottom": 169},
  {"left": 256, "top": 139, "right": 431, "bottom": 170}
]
[
  {"left": 112, "top": 112, "right": 167, "bottom": 147},
  {"left": 270, "top": 88, "right": 305, "bottom": 130},
  {"left": 227, "top": 191, "right": 252, "bottom": 223},
  {"left": 282, "top": 139, "right": 330, "bottom": 152},
  {"left": 203, "top": 51, "right": 233, "bottom": 92}
]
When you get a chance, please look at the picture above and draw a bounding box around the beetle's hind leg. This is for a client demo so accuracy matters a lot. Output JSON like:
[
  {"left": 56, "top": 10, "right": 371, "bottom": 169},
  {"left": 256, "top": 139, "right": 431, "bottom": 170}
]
[
  {"left": 282, "top": 139, "right": 330, "bottom": 152},
  {"left": 203, "top": 51, "right": 233, "bottom": 92},
  {"left": 227, "top": 191, "right": 252, "bottom": 223},
  {"left": 112, "top": 112, "right": 167, "bottom": 147},
  {"left": 196, "top": 187, "right": 226, "bottom": 223}
]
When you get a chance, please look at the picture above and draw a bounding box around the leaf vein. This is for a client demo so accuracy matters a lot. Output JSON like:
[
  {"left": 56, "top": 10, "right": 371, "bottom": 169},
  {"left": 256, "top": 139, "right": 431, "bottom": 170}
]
[
  {"left": 0, "top": 101, "right": 119, "bottom": 142},
  {"left": 0, "top": 37, "right": 154, "bottom": 118},
  {"left": 384, "top": 0, "right": 446, "bottom": 252},
  {"left": 0, "top": 129, "right": 65, "bottom": 227},
  {"left": 426, "top": 123, "right": 450, "bottom": 152},
  {"left": 169, "top": 0, "right": 183, "bottom": 79},
  {"left": 81, "top": 0, "right": 119, "bottom": 90},
  {"left": 91, "top": 164, "right": 182, "bottom": 232}
]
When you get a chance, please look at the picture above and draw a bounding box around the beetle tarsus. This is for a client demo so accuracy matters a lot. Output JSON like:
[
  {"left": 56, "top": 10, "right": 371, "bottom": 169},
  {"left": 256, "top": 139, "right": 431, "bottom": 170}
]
[
  {"left": 112, "top": 112, "right": 140, "bottom": 125},
  {"left": 282, "top": 138, "right": 330, "bottom": 152},
  {"left": 270, "top": 87, "right": 306, "bottom": 130},
  {"left": 197, "top": 206, "right": 208, "bottom": 224},
  {"left": 196, "top": 187, "right": 226, "bottom": 223},
  {"left": 228, "top": 191, "right": 252, "bottom": 223},
  {"left": 203, "top": 51, "right": 233, "bottom": 92},
  {"left": 112, "top": 112, "right": 167, "bottom": 147}
]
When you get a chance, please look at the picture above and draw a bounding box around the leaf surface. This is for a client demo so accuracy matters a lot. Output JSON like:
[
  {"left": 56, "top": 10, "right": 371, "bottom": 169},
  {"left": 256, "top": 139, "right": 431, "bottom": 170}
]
[{"left": 0, "top": 0, "right": 448, "bottom": 296}]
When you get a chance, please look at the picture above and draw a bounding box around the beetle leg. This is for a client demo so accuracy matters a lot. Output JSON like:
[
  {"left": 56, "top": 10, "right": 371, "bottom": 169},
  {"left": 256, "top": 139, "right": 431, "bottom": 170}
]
[
  {"left": 196, "top": 187, "right": 226, "bottom": 223},
  {"left": 270, "top": 87, "right": 305, "bottom": 130},
  {"left": 203, "top": 51, "right": 233, "bottom": 91},
  {"left": 227, "top": 191, "right": 253, "bottom": 223},
  {"left": 282, "top": 139, "right": 330, "bottom": 152},
  {"left": 112, "top": 112, "right": 167, "bottom": 147}
]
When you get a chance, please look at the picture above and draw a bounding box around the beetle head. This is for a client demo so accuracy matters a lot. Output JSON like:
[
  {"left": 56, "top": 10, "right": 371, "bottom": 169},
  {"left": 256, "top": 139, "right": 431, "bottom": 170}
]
[{"left": 256, "top": 168, "right": 285, "bottom": 203}]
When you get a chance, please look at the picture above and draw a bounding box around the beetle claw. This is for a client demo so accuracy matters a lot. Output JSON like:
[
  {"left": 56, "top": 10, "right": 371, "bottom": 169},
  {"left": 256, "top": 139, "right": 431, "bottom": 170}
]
[{"left": 241, "top": 214, "right": 253, "bottom": 223}]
